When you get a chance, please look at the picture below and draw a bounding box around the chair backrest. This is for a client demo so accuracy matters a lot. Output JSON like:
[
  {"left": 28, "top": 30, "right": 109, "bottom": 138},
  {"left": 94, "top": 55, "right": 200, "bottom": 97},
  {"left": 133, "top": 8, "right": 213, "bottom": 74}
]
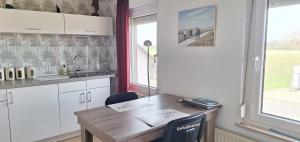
[
  {"left": 161, "top": 113, "right": 206, "bottom": 142},
  {"left": 105, "top": 92, "right": 138, "bottom": 106}
]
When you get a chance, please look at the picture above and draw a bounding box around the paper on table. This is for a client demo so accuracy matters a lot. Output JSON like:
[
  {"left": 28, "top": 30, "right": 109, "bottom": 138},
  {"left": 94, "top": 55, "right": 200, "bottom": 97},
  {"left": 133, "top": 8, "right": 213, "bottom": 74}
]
[
  {"left": 135, "top": 109, "right": 190, "bottom": 127},
  {"left": 108, "top": 100, "right": 154, "bottom": 112}
]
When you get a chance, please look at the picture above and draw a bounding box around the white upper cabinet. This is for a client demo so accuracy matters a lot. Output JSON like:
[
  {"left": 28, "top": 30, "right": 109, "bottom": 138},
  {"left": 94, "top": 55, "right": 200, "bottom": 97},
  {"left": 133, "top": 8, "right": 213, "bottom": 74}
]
[
  {"left": 64, "top": 14, "right": 113, "bottom": 36},
  {"left": 0, "top": 9, "right": 113, "bottom": 35},
  {"left": 0, "top": 9, "right": 64, "bottom": 34}
]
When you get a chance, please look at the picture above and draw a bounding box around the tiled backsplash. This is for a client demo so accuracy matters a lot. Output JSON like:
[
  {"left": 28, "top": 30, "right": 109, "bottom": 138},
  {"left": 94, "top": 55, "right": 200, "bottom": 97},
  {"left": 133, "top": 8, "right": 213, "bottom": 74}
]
[
  {"left": 0, "top": 33, "right": 113, "bottom": 76},
  {"left": 0, "top": 0, "right": 4, "bottom": 8},
  {"left": 0, "top": 0, "right": 118, "bottom": 76}
]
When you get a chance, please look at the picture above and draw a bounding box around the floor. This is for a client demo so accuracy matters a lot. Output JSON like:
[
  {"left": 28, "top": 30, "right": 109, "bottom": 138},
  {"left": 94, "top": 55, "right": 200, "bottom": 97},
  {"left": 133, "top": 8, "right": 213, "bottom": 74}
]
[{"left": 60, "top": 136, "right": 102, "bottom": 142}]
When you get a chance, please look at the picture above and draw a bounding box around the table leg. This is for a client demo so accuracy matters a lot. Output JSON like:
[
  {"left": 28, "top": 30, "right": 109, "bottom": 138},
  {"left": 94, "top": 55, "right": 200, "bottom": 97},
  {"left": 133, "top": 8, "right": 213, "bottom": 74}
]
[
  {"left": 204, "top": 119, "right": 215, "bottom": 142},
  {"left": 81, "top": 127, "right": 93, "bottom": 142}
]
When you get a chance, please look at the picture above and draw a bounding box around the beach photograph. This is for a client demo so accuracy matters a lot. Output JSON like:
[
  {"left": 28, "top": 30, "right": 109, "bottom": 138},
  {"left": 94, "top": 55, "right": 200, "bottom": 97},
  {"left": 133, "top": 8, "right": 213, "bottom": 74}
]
[{"left": 178, "top": 5, "right": 216, "bottom": 47}]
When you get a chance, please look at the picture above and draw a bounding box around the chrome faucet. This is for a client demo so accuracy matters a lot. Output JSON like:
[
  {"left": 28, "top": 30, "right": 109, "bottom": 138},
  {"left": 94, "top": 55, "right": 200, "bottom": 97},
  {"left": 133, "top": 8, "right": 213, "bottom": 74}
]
[{"left": 74, "top": 55, "right": 81, "bottom": 74}]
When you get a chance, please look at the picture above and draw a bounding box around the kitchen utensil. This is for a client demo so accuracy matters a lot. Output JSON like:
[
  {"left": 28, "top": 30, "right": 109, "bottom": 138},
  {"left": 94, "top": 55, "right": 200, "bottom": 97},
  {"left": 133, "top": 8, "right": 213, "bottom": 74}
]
[
  {"left": 26, "top": 66, "right": 35, "bottom": 79},
  {"left": 5, "top": 67, "right": 15, "bottom": 80},
  {"left": 0, "top": 68, "right": 5, "bottom": 81},
  {"left": 16, "top": 67, "right": 25, "bottom": 80}
]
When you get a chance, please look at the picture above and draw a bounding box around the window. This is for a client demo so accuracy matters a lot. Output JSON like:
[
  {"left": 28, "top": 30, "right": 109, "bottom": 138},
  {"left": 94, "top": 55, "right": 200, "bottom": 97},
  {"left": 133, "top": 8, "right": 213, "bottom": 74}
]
[
  {"left": 129, "top": 14, "right": 157, "bottom": 92},
  {"left": 244, "top": 0, "right": 300, "bottom": 138}
]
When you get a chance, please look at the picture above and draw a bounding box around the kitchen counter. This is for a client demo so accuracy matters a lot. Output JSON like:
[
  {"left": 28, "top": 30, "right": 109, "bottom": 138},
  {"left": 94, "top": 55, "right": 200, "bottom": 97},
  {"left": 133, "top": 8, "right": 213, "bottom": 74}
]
[{"left": 0, "top": 74, "right": 115, "bottom": 90}]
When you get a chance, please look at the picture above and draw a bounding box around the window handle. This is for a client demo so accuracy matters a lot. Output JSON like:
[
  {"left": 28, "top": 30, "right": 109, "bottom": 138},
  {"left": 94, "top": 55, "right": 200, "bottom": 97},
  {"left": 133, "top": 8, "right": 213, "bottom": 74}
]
[{"left": 254, "top": 56, "right": 260, "bottom": 72}]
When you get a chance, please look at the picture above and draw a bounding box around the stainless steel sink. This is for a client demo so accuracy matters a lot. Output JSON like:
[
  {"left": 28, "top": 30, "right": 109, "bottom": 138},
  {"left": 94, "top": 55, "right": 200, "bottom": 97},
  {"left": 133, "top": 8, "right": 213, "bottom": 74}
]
[
  {"left": 68, "top": 71, "right": 110, "bottom": 78},
  {"left": 35, "top": 75, "right": 69, "bottom": 81}
]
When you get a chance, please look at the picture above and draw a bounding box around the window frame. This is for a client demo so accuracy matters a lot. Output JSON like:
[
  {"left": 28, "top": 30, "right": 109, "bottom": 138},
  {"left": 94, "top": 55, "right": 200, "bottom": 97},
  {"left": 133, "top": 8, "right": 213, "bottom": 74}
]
[
  {"left": 244, "top": 0, "right": 300, "bottom": 138},
  {"left": 128, "top": 14, "right": 158, "bottom": 95}
]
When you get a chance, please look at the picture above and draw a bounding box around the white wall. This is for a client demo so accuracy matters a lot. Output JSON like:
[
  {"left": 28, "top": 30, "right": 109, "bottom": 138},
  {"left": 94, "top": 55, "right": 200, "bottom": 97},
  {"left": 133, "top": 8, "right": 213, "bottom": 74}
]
[
  {"left": 129, "top": 0, "right": 157, "bottom": 8},
  {"left": 157, "top": 0, "right": 284, "bottom": 142}
]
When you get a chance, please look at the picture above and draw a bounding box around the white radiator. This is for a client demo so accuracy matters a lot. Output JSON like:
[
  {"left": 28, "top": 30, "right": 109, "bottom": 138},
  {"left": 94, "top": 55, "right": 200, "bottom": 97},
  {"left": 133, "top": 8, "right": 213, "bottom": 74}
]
[{"left": 215, "top": 128, "right": 256, "bottom": 142}]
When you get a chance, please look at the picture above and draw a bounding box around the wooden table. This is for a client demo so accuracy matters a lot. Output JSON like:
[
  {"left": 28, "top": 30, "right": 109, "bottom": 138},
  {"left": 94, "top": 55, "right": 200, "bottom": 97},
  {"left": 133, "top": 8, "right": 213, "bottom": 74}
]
[{"left": 75, "top": 94, "right": 221, "bottom": 142}]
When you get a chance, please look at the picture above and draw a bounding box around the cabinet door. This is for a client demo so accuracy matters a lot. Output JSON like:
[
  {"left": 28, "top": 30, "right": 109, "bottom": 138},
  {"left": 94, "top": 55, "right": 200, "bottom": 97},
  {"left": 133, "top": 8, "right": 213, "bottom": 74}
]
[
  {"left": 8, "top": 85, "right": 60, "bottom": 142},
  {"left": 64, "top": 14, "right": 113, "bottom": 35},
  {"left": 59, "top": 90, "right": 87, "bottom": 134},
  {"left": 58, "top": 81, "right": 86, "bottom": 93},
  {"left": 86, "top": 78, "right": 110, "bottom": 89},
  {"left": 0, "top": 90, "right": 10, "bottom": 142},
  {"left": 87, "top": 87, "right": 110, "bottom": 109},
  {"left": 0, "top": 9, "right": 64, "bottom": 34}
]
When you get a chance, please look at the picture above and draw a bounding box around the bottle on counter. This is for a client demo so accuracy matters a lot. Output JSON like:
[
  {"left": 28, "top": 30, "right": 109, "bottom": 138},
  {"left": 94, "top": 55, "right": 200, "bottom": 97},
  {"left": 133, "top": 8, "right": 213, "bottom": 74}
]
[
  {"left": 58, "top": 64, "right": 68, "bottom": 75},
  {"left": 62, "top": 64, "right": 68, "bottom": 75}
]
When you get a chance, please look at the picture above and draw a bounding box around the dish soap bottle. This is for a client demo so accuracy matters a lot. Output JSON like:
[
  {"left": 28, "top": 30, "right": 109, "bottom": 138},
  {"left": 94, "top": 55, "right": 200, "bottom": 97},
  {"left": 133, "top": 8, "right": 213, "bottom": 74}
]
[
  {"left": 62, "top": 64, "right": 68, "bottom": 75},
  {"left": 5, "top": 0, "right": 14, "bottom": 9}
]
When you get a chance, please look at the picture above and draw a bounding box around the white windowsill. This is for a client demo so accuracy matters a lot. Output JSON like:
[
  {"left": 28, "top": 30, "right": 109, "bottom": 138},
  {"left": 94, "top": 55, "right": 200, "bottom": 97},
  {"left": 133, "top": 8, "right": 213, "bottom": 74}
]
[{"left": 237, "top": 122, "right": 299, "bottom": 142}]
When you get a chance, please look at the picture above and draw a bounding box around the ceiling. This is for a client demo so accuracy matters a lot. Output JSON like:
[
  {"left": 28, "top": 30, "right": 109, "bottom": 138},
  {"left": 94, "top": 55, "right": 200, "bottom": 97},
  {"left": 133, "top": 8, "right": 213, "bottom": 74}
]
[{"left": 129, "top": 0, "right": 157, "bottom": 8}]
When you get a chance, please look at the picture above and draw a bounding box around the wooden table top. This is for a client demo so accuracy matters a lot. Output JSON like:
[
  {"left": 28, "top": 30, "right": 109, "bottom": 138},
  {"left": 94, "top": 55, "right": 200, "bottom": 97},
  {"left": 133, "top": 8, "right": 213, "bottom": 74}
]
[{"left": 75, "top": 94, "right": 221, "bottom": 142}]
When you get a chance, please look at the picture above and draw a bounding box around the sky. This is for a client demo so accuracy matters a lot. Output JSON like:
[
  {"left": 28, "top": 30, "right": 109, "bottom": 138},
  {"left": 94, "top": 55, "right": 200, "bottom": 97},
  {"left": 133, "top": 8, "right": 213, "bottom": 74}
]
[
  {"left": 178, "top": 5, "right": 216, "bottom": 31},
  {"left": 267, "top": 4, "right": 300, "bottom": 41},
  {"left": 137, "top": 22, "right": 157, "bottom": 48}
]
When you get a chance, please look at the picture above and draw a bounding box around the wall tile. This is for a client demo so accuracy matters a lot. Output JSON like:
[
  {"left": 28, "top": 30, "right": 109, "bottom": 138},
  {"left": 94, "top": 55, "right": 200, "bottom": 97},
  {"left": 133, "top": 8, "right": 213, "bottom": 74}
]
[
  {"left": 0, "top": 33, "right": 112, "bottom": 76},
  {"left": 0, "top": 0, "right": 5, "bottom": 8}
]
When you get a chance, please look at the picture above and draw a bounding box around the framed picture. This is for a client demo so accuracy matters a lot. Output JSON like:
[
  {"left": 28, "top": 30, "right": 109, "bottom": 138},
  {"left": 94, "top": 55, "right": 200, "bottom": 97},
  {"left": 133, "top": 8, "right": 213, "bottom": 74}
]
[{"left": 178, "top": 5, "right": 217, "bottom": 47}]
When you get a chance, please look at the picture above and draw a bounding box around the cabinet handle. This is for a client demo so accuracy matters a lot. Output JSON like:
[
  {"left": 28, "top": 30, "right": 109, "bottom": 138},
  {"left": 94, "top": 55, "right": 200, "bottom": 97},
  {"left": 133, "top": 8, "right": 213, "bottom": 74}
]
[
  {"left": 8, "top": 91, "right": 13, "bottom": 105},
  {"left": 26, "top": 27, "right": 42, "bottom": 31},
  {"left": 80, "top": 93, "right": 85, "bottom": 104},
  {"left": 87, "top": 91, "right": 92, "bottom": 103},
  {"left": 85, "top": 30, "right": 96, "bottom": 33}
]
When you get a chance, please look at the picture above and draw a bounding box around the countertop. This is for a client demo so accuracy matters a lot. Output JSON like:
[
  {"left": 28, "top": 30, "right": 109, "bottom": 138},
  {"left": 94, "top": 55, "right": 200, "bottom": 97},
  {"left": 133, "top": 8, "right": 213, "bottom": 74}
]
[{"left": 0, "top": 74, "right": 115, "bottom": 90}]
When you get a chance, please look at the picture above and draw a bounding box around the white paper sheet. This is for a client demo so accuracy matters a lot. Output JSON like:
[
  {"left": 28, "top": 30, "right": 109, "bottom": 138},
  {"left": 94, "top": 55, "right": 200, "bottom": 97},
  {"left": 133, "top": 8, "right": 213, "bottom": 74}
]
[
  {"left": 108, "top": 100, "right": 154, "bottom": 112},
  {"left": 135, "top": 109, "right": 190, "bottom": 127}
]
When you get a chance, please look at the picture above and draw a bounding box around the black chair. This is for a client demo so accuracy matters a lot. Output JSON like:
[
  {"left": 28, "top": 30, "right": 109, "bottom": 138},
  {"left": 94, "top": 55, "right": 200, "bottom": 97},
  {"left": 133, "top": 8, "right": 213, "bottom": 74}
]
[
  {"left": 105, "top": 92, "right": 139, "bottom": 105},
  {"left": 152, "top": 113, "right": 206, "bottom": 142}
]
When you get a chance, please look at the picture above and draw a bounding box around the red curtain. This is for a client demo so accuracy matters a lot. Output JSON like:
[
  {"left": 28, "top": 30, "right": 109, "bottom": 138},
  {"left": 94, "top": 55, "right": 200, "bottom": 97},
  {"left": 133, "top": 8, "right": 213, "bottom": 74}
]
[{"left": 116, "top": 0, "right": 129, "bottom": 93}]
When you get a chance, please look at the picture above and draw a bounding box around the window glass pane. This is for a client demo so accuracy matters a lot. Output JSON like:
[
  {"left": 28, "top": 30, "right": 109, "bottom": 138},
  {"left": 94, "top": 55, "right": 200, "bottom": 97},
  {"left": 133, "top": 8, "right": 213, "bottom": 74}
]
[
  {"left": 262, "top": 1, "right": 300, "bottom": 122},
  {"left": 130, "top": 15, "right": 157, "bottom": 88}
]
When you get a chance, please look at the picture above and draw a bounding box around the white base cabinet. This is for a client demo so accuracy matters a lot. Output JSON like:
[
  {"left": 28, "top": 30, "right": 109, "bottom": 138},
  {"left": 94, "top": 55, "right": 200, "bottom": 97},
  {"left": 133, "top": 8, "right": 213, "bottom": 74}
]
[
  {"left": 0, "top": 77, "right": 111, "bottom": 142},
  {"left": 0, "top": 89, "right": 10, "bottom": 142},
  {"left": 8, "top": 85, "right": 60, "bottom": 142},
  {"left": 86, "top": 87, "right": 110, "bottom": 109},
  {"left": 59, "top": 90, "right": 87, "bottom": 134},
  {"left": 58, "top": 78, "right": 111, "bottom": 133}
]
